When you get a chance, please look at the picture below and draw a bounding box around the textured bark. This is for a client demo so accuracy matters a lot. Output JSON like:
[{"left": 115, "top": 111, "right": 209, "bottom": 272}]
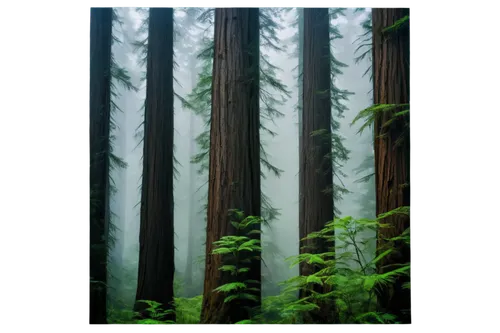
[
  {"left": 299, "top": 8, "right": 335, "bottom": 324},
  {"left": 134, "top": 8, "right": 176, "bottom": 322},
  {"left": 372, "top": 8, "right": 411, "bottom": 324},
  {"left": 89, "top": 7, "right": 113, "bottom": 325},
  {"left": 201, "top": 8, "right": 261, "bottom": 324}
]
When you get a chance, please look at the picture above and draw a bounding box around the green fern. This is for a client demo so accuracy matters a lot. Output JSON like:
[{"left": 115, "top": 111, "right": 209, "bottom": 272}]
[
  {"left": 211, "top": 212, "right": 262, "bottom": 316},
  {"left": 351, "top": 103, "right": 410, "bottom": 135},
  {"left": 272, "top": 208, "right": 411, "bottom": 324},
  {"left": 133, "top": 300, "right": 175, "bottom": 324}
]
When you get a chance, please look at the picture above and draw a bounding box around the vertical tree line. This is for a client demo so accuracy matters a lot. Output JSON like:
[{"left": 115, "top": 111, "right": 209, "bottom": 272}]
[
  {"left": 299, "top": 8, "right": 334, "bottom": 323},
  {"left": 134, "top": 7, "right": 175, "bottom": 322},
  {"left": 91, "top": 7, "right": 139, "bottom": 321},
  {"left": 185, "top": 7, "right": 291, "bottom": 302},
  {"left": 292, "top": 7, "right": 353, "bottom": 323},
  {"left": 372, "top": 8, "right": 410, "bottom": 323},
  {"left": 347, "top": 7, "right": 410, "bottom": 323},
  {"left": 200, "top": 8, "right": 261, "bottom": 324},
  {"left": 89, "top": 7, "right": 113, "bottom": 325}
]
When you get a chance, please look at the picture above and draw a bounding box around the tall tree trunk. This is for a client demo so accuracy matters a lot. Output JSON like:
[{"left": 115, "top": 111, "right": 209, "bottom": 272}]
[
  {"left": 89, "top": 7, "right": 113, "bottom": 325},
  {"left": 134, "top": 8, "right": 176, "bottom": 322},
  {"left": 299, "top": 8, "right": 335, "bottom": 324},
  {"left": 372, "top": 8, "right": 411, "bottom": 324},
  {"left": 201, "top": 8, "right": 261, "bottom": 324}
]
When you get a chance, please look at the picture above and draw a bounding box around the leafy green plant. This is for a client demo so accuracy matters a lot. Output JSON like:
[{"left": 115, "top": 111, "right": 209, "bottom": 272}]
[
  {"left": 107, "top": 306, "right": 135, "bottom": 324},
  {"left": 256, "top": 292, "right": 301, "bottom": 324},
  {"left": 212, "top": 210, "right": 262, "bottom": 303},
  {"left": 271, "top": 207, "right": 410, "bottom": 324},
  {"left": 108, "top": 296, "right": 203, "bottom": 324},
  {"left": 212, "top": 212, "right": 262, "bottom": 308},
  {"left": 108, "top": 209, "right": 409, "bottom": 325},
  {"left": 248, "top": 207, "right": 412, "bottom": 325},
  {"left": 175, "top": 295, "right": 203, "bottom": 324},
  {"left": 351, "top": 103, "right": 410, "bottom": 136},
  {"left": 134, "top": 300, "right": 175, "bottom": 324}
]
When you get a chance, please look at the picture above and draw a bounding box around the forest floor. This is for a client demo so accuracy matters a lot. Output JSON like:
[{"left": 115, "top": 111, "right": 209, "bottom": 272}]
[
  {"left": 108, "top": 295, "right": 203, "bottom": 326},
  {"left": 108, "top": 295, "right": 292, "bottom": 326}
]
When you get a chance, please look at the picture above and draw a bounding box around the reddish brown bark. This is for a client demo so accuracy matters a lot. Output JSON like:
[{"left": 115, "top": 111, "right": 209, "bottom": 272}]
[
  {"left": 200, "top": 8, "right": 261, "bottom": 324},
  {"left": 299, "top": 8, "right": 335, "bottom": 324},
  {"left": 134, "top": 8, "right": 176, "bottom": 322},
  {"left": 372, "top": 8, "right": 411, "bottom": 323}
]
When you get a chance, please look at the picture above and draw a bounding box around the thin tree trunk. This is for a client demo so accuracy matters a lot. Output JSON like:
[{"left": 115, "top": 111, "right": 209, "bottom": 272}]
[
  {"left": 372, "top": 8, "right": 411, "bottom": 324},
  {"left": 299, "top": 8, "right": 335, "bottom": 324},
  {"left": 89, "top": 7, "right": 113, "bottom": 325},
  {"left": 201, "top": 8, "right": 261, "bottom": 324},
  {"left": 134, "top": 8, "right": 176, "bottom": 322}
]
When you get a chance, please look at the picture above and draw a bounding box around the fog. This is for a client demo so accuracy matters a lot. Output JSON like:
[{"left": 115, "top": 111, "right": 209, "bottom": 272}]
[{"left": 108, "top": 7, "right": 373, "bottom": 305}]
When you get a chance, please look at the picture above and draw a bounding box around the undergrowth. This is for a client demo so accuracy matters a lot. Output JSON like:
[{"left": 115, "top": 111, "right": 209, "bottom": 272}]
[
  {"left": 108, "top": 296, "right": 202, "bottom": 324},
  {"left": 212, "top": 211, "right": 262, "bottom": 317}
]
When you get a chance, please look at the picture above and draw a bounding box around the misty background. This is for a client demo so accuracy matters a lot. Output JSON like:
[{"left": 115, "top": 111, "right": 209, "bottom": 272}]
[{"left": 107, "top": 7, "right": 373, "bottom": 307}]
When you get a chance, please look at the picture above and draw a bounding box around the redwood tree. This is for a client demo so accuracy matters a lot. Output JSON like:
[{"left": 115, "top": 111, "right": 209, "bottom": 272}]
[
  {"left": 299, "top": 8, "right": 334, "bottom": 323},
  {"left": 201, "top": 8, "right": 261, "bottom": 324},
  {"left": 372, "top": 8, "right": 411, "bottom": 323},
  {"left": 134, "top": 8, "right": 176, "bottom": 322},
  {"left": 89, "top": 7, "right": 113, "bottom": 325}
]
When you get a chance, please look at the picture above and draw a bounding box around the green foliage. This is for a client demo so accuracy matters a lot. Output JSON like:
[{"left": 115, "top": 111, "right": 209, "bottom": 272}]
[
  {"left": 108, "top": 296, "right": 203, "bottom": 324},
  {"left": 212, "top": 213, "right": 262, "bottom": 307},
  {"left": 103, "top": 7, "right": 410, "bottom": 326},
  {"left": 107, "top": 306, "right": 135, "bottom": 324},
  {"left": 351, "top": 103, "right": 410, "bottom": 136},
  {"left": 175, "top": 295, "right": 203, "bottom": 324},
  {"left": 105, "top": 243, "right": 138, "bottom": 320},
  {"left": 180, "top": 209, "right": 409, "bottom": 324},
  {"left": 263, "top": 208, "right": 411, "bottom": 324},
  {"left": 382, "top": 15, "right": 409, "bottom": 35},
  {"left": 134, "top": 300, "right": 175, "bottom": 324},
  {"left": 353, "top": 8, "right": 373, "bottom": 83},
  {"left": 171, "top": 274, "right": 185, "bottom": 296},
  {"left": 110, "top": 205, "right": 410, "bottom": 326},
  {"left": 258, "top": 293, "right": 302, "bottom": 323}
]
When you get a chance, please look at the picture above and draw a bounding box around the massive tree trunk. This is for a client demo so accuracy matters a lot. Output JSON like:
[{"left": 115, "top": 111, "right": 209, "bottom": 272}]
[
  {"left": 299, "top": 8, "right": 335, "bottom": 324},
  {"left": 201, "top": 8, "right": 261, "bottom": 324},
  {"left": 372, "top": 8, "right": 411, "bottom": 324},
  {"left": 134, "top": 8, "right": 176, "bottom": 322},
  {"left": 89, "top": 7, "right": 113, "bottom": 325}
]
